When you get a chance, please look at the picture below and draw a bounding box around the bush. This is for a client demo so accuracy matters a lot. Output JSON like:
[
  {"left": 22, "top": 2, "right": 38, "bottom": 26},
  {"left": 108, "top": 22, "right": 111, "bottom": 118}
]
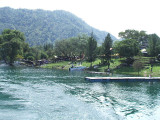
[
  {"left": 27, "top": 56, "right": 34, "bottom": 61},
  {"left": 133, "top": 60, "right": 143, "bottom": 75},
  {"left": 41, "top": 52, "right": 48, "bottom": 59}
]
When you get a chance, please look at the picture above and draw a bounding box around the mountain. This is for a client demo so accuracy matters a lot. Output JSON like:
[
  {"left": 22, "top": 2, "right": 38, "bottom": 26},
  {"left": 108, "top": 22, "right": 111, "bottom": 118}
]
[{"left": 0, "top": 7, "right": 117, "bottom": 46}]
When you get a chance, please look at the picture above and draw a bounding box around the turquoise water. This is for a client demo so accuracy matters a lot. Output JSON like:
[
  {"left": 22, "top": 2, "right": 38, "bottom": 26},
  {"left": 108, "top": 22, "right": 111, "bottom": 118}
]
[{"left": 0, "top": 65, "right": 160, "bottom": 120}]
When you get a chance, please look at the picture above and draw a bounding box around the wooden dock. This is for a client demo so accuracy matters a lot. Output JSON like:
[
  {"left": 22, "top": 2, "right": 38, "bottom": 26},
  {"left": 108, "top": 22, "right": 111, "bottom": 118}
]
[{"left": 85, "top": 77, "right": 160, "bottom": 82}]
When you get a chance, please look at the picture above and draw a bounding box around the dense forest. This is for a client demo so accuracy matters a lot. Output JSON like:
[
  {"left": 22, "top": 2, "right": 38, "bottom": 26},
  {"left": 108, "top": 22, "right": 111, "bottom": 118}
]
[{"left": 0, "top": 7, "right": 117, "bottom": 46}]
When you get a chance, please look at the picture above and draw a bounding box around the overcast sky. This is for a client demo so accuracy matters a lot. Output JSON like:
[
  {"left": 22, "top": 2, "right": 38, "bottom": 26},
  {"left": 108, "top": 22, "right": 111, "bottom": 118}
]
[{"left": 0, "top": 0, "right": 160, "bottom": 38}]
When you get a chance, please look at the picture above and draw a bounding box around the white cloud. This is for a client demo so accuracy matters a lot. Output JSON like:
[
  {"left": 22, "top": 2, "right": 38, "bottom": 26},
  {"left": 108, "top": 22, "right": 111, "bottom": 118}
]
[{"left": 0, "top": 0, "right": 160, "bottom": 38}]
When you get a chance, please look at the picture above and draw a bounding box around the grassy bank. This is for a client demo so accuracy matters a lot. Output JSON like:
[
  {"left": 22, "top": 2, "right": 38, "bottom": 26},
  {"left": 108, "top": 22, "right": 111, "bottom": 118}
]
[
  {"left": 41, "top": 58, "right": 122, "bottom": 71},
  {"left": 41, "top": 61, "right": 72, "bottom": 70},
  {"left": 41, "top": 57, "right": 160, "bottom": 77},
  {"left": 114, "top": 64, "right": 160, "bottom": 77},
  {"left": 113, "top": 57, "right": 160, "bottom": 77}
]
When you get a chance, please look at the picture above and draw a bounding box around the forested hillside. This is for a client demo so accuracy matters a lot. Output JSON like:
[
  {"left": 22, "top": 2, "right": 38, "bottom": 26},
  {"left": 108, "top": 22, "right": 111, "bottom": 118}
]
[{"left": 0, "top": 7, "right": 116, "bottom": 46}]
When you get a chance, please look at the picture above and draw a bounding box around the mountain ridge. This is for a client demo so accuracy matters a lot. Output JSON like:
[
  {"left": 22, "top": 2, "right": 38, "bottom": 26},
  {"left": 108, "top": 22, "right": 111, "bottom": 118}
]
[{"left": 0, "top": 7, "right": 117, "bottom": 46}]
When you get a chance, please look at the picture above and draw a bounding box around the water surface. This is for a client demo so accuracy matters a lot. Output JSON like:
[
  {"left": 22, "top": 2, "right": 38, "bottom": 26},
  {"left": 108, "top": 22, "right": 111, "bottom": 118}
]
[{"left": 0, "top": 65, "right": 160, "bottom": 120}]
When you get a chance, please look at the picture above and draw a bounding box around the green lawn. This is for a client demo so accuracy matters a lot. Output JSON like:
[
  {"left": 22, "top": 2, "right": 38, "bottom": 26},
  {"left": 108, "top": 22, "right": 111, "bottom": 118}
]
[
  {"left": 114, "top": 64, "right": 160, "bottom": 77},
  {"left": 41, "top": 61, "right": 72, "bottom": 70},
  {"left": 81, "top": 59, "right": 101, "bottom": 67},
  {"left": 41, "top": 57, "right": 160, "bottom": 77},
  {"left": 114, "top": 57, "right": 160, "bottom": 77}
]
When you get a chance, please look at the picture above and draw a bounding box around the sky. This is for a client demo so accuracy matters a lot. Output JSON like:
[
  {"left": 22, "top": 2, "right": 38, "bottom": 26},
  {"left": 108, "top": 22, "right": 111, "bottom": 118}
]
[{"left": 0, "top": 0, "right": 160, "bottom": 38}]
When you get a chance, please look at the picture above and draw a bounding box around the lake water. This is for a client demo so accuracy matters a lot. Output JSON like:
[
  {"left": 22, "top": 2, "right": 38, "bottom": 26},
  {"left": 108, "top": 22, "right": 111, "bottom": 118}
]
[{"left": 0, "top": 65, "right": 160, "bottom": 120}]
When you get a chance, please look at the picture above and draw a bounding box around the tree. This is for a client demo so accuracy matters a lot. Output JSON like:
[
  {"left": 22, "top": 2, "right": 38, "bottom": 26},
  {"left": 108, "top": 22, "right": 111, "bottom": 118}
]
[
  {"left": 119, "top": 29, "right": 147, "bottom": 43},
  {"left": 147, "top": 34, "right": 160, "bottom": 57},
  {"left": 24, "top": 52, "right": 35, "bottom": 61},
  {"left": 114, "top": 39, "right": 139, "bottom": 58},
  {"left": 70, "top": 35, "right": 88, "bottom": 59},
  {"left": 54, "top": 35, "right": 88, "bottom": 60},
  {"left": 119, "top": 29, "right": 139, "bottom": 40},
  {"left": 54, "top": 39, "right": 69, "bottom": 56},
  {"left": 86, "top": 32, "right": 97, "bottom": 66},
  {"left": 43, "top": 43, "right": 55, "bottom": 59},
  {"left": 101, "top": 33, "right": 113, "bottom": 69},
  {"left": 133, "top": 60, "right": 143, "bottom": 75},
  {"left": 41, "top": 51, "right": 48, "bottom": 59},
  {"left": 0, "top": 29, "right": 27, "bottom": 65},
  {"left": 31, "top": 47, "right": 41, "bottom": 61}
]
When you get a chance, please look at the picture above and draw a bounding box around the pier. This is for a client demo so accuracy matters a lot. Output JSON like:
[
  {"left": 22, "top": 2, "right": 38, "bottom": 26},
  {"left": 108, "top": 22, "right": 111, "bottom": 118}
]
[{"left": 85, "top": 77, "right": 160, "bottom": 82}]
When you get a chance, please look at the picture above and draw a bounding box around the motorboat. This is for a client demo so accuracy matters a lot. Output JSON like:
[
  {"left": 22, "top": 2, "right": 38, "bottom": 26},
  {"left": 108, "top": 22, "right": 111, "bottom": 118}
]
[{"left": 69, "top": 66, "right": 86, "bottom": 71}]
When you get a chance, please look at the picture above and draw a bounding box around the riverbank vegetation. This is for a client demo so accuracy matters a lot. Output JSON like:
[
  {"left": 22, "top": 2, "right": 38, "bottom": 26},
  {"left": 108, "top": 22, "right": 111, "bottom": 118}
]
[{"left": 1, "top": 29, "right": 160, "bottom": 76}]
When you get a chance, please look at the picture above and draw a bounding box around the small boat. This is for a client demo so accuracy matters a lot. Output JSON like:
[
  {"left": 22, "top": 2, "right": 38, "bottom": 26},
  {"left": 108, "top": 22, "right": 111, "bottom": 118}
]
[{"left": 69, "top": 66, "right": 86, "bottom": 71}]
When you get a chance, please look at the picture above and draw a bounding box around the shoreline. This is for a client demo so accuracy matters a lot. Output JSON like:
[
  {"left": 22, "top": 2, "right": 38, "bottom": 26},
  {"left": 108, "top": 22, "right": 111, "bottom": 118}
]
[
  {"left": 41, "top": 62, "right": 159, "bottom": 77},
  {"left": 1, "top": 60, "right": 159, "bottom": 77}
]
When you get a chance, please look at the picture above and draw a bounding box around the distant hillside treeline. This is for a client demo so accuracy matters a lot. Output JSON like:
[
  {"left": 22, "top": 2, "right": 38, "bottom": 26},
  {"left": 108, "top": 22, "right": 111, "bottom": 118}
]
[{"left": 0, "top": 7, "right": 117, "bottom": 46}]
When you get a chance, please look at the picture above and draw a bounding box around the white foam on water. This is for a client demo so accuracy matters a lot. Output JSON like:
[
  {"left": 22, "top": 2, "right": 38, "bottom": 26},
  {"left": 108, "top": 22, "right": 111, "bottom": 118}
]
[{"left": 1, "top": 67, "right": 160, "bottom": 120}]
